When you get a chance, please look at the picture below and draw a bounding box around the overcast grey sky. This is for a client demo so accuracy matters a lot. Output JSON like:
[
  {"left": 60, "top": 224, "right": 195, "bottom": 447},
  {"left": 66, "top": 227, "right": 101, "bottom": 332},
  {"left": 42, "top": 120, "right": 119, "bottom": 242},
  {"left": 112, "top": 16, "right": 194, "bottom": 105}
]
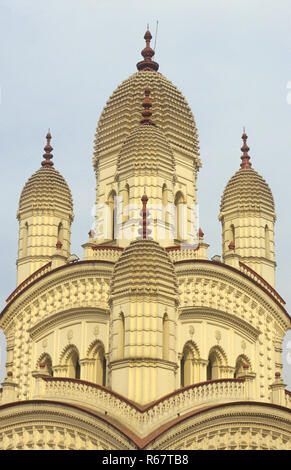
[{"left": 0, "top": 0, "right": 291, "bottom": 388}]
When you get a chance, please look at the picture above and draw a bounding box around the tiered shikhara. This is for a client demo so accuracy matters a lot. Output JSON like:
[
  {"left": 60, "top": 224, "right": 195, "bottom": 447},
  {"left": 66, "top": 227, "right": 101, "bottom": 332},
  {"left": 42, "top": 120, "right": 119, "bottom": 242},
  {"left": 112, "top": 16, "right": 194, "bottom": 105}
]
[{"left": 0, "top": 29, "right": 290, "bottom": 451}]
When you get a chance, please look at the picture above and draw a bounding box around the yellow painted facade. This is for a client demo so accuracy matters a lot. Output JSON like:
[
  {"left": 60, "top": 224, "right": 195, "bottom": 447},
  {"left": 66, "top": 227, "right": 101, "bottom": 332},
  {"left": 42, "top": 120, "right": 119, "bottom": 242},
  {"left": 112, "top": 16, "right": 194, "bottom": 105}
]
[{"left": 1, "top": 30, "right": 291, "bottom": 450}]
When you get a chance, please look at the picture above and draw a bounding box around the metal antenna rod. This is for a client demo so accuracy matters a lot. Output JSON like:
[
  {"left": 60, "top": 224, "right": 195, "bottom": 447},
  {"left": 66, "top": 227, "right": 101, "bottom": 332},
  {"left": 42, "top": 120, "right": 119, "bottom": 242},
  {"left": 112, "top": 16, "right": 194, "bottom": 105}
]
[{"left": 153, "top": 20, "right": 159, "bottom": 52}]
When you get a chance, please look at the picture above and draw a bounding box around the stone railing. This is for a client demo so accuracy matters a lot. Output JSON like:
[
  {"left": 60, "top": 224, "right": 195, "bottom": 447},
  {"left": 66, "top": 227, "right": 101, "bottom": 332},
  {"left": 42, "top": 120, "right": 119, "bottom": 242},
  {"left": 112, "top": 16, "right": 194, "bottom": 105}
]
[
  {"left": 34, "top": 376, "right": 247, "bottom": 437},
  {"left": 83, "top": 244, "right": 124, "bottom": 263},
  {"left": 239, "top": 262, "right": 285, "bottom": 306},
  {"left": 6, "top": 262, "right": 52, "bottom": 304}
]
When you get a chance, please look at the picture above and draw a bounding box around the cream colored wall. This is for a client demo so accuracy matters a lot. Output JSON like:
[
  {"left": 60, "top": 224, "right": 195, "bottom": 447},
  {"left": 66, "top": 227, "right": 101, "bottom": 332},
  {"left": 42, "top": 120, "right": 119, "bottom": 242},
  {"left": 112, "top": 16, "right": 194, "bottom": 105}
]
[
  {"left": 94, "top": 162, "right": 198, "bottom": 248},
  {"left": 17, "top": 209, "right": 72, "bottom": 285},
  {"left": 220, "top": 211, "right": 276, "bottom": 287},
  {"left": 1, "top": 400, "right": 291, "bottom": 450},
  {"left": 32, "top": 313, "right": 108, "bottom": 382},
  {"left": 0, "top": 256, "right": 291, "bottom": 449},
  {"left": 110, "top": 297, "right": 177, "bottom": 404},
  {"left": 0, "top": 262, "right": 113, "bottom": 400},
  {"left": 1, "top": 255, "right": 289, "bottom": 406},
  {"left": 175, "top": 261, "right": 289, "bottom": 401}
]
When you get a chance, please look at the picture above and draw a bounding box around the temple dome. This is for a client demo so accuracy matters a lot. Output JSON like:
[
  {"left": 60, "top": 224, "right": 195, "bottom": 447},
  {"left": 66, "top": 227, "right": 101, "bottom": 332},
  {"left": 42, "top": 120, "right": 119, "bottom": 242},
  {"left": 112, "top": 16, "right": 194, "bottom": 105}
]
[
  {"left": 220, "top": 131, "right": 275, "bottom": 218},
  {"left": 93, "top": 71, "right": 201, "bottom": 171},
  {"left": 18, "top": 132, "right": 73, "bottom": 219},
  {"left": 18, "top": 167, "right": 74, "bottom": 218},
  {"left": 117, "top": 124, "right": 175, "bottom": 176},
  {"left": 220, "top": 167, "right": 275, "bottom": 216},
  {"left": 110, "top": 239, "right": 178, "bottom": 301}
]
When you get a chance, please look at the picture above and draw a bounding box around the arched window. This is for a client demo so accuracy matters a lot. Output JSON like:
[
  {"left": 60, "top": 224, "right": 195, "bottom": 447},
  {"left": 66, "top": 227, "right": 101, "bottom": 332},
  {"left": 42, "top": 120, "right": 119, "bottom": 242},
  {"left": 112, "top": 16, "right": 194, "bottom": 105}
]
[
  {"left": 207, "top": 347, "right": 228, "bottom": 380},
  {"left": 162, "top": 184, "right": 168, "bottom": 206},
  {"left": 230, "top": 224, "right": 235, "bottom": 246},
  {"left": 180, "top": 356, "right": 185, "bottom": 387},
  {"left": 102, "top": 356, "right": 107, "bottom": 387},
  {"left": 207, "top": 351, "right": 218, "bottom": 380},
  {"left": 180, "top": 341, "right": 200, "bottom": 387},
  {"left": 123, "top": 184, "right": 130, "bottom": 222},
  {"left": 87, "top": 340, "right": 107, "bottom": 386},
  {"left": 43, "top": 355, "right": 53, "bottom": 377},
  {"left": 234, "top": 355, "right": 250, "bottom": 378},
  {"left": 23, "top": 222, "right": 29, "bottom": 257},
  {"left": 162, "top": 314, "right": 169, "bottom": 360},
  {"left": 37, "top": 353, "right": 54, "bottom": 376},
  {"left": 57, "top": 222, "right": 64, "bottom": 244},
  {"left": 265, "top": 225, "right": 270, "bottom": 259},
  {"left": 118, "top": 313, "right": 125, "bottom": 359},
  {"left": 108, "top": 191, "right": 116, "bottom": 240},
  {"left": 67, "top": 349, "right": 81, "bottom": 379},
  {"left": 175, "top": 192, "right": 186, "bottom": 241},
  {"left": 162, "top": 184, "right": 169, "bottom": 225}
]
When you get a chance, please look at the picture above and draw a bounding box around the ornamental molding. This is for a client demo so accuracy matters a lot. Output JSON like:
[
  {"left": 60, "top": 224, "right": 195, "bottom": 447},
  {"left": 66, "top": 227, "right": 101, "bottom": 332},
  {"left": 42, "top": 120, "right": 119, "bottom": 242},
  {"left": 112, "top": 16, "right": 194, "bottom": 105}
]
[
  {"left": 179, "top": 307, "right": 261, "bottom": 343},
  {"left": 145, "top": 402, "right": 291, "bottom": 450},
  {"left": 0, "top": 401, "right": 135, "bottom": 450},
  {"left": 1, "top": 400, "right": 291, "bottom": 450},
  {"left": 28, "top": 307, "right": 109, "bottom": 340},
  {"left": 175, "top": 261, "right": 290, "bottom": 330},
  {"left": 0, "top": 262, "right": 113, "bottom": 330}
]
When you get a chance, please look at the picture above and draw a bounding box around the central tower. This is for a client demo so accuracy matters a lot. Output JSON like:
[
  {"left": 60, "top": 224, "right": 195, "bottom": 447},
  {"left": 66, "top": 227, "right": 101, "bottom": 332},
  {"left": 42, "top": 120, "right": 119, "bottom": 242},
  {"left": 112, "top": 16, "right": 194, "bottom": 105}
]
[{"left": 92, "top": 29, "right": 201, "bottom": 247}]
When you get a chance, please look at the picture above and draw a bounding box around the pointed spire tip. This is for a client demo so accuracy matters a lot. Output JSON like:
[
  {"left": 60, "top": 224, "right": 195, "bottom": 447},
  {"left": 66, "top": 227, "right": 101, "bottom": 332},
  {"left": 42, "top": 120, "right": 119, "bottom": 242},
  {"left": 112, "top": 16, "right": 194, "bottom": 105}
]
[
  {"left": 137, "top": 28, "right": 159, "bottom": 72},
  {"left": 41, "top": 130, "right": 54, "bottom": 168},
  {"left": 240, "top": 129, "right": 252, "bottom": 169}
]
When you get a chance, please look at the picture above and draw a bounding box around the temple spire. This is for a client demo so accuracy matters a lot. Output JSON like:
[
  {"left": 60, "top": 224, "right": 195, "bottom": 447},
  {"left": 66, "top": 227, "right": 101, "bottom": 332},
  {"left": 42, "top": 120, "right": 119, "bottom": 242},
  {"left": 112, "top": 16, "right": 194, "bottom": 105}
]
[
  {"left": 140, "top": 87, "right": 155, "bottom": 125},
  {"left": 41, "top": 130, "right": 54, "bottom": 167},
  {"left": 137, "top": 190, "right": 152, "bottom": 239},
  {"left": 136, "top": 29, "right": 159, "bottom": 72},
  {"left": 240, "top": 128, "right": 252, "bottom": 169}
]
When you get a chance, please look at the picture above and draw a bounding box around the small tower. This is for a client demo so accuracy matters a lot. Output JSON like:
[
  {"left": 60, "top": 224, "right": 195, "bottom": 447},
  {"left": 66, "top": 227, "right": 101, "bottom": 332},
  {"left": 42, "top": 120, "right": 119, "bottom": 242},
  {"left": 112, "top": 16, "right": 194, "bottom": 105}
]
[
  {"left": 16, "top": 132, "right": 74, "bottom": 285},
  {"left": 219, "top": 130, "right": 276, "bottom": 286},
  {"left": 109, "top": 194, "right": 179, "bottom": 404}
]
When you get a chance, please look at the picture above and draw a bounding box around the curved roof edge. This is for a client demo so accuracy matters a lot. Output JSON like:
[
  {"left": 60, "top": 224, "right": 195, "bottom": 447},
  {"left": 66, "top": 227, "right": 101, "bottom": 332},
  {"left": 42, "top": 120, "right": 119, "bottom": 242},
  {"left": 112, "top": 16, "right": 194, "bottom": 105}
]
[
  {"left": 1, "top": 260, "right": 115, "bottom": 321},
  {"left": 1, "top": 399, "right": 291, "bottom": 450},
  {"left": 175, "top": 259, "right": 289, "bottom": 321}
]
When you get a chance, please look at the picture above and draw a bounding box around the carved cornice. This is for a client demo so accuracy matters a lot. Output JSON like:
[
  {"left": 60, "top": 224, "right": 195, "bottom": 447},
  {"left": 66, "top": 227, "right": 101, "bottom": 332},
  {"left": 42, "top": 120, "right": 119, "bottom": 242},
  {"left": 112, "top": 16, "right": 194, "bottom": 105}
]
[
  {"left": 0, "top": 400, "right": 136, "bottom": 450},
  {"left": 28, "top": 307, "right": 109, "bottom": 340},
  {"left": 0, "top": 261, "right": 114, "bottom": 329},
  {"left": 175, "top": 259, "right": 290, "bottom": 329},
  {"left": 146, "top": 401, "right": 291, "bottom": 450},
  {"left": 1, "top": 399, "right": 291, "bottom": 450},
  {"left": 179, "top": 307, "right": 261, "bottom": 342}
]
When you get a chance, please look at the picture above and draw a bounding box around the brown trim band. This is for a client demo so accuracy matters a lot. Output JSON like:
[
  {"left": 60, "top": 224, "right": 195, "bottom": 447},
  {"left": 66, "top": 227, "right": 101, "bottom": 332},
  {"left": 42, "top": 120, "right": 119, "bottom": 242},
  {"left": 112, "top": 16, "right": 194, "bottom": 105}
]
[
  {"left": 1, "top": 260, "right": 115, "bottom": 319},
  {"left": 1, "top": 399, "right": 291, "bottom": 449}
]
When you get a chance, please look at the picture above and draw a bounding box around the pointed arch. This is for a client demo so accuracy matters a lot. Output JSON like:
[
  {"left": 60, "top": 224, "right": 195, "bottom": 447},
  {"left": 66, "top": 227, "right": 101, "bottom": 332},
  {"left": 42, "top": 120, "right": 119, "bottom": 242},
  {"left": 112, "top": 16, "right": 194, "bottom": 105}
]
[
  {"left": 174, "top": 191, "right": 186, "bottom": 241},
  {"left": 162, "top": 184, "right": 168, "bottom": 206},
  {"left": 87, "top": 340, "right": 106, "bottom": 386},
  {"left": 230, "top": 224, "right": 235, "bottom": 247},
  {"left": 162, "top": 313, "right": 169, "bottom": 361},
  {"left": 107, "top": 190, "right": 117, "bottom": 240},
  {"left": 23, "top": 222, "right": 29, "bottom": 257},
  {"left": 36, "top": 352, "right": 53, "bottom": 376},
  {"left": 180, "top": 340, "right": 200, "bottom": 387},
  {"left": 207, "top": 346, "right": 228, "bottom": 380},
  {"left": 59, "top": 344, "right": 81, "bottom": 379},
  {"left": 162, "top": 184, "right": 169, "bottom": 225},
  {"left": 265, "top": 225, "right": 270, "bottom": 259},
  {"left": 234, "top": 354, "right": 252, "bottom": 378},
  {"left": 118, "top": 312, "right": 125, "bottom": 359},
  {"left": 123, "top": 184, "right": 130, "bottom": 222},
  {"left": 57, "top": 222, "right": 64, "bottom": 244}
]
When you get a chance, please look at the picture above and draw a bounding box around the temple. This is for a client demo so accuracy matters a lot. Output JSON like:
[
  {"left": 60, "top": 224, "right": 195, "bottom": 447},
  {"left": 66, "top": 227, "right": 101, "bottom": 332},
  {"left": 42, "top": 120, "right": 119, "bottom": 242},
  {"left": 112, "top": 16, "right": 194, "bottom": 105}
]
[{"left": 0, "top": 29, "right": 291, "bottom": 450}]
